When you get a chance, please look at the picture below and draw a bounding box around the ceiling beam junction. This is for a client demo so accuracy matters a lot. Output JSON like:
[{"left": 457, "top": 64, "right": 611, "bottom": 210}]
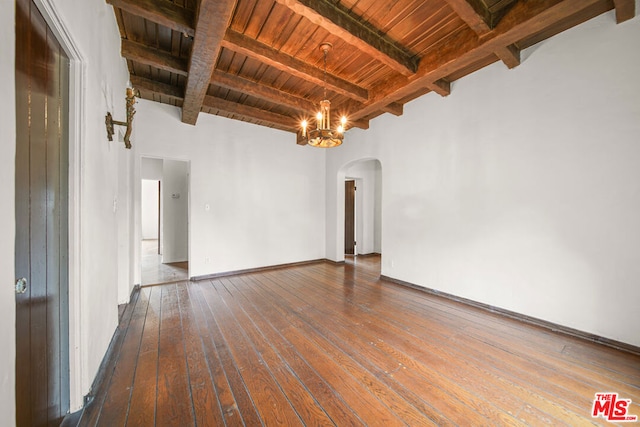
[
  {"left": 613, "top": 0, "right": 636, "bottom": 23},
  {"left": 130, "top": 75, "right": 298, "bottom": 132},
  {"left": 110, "top": 0, "right": 377, "bottom": 124},
  {"left": 273, "top": 0, "right": 418, "bottom": 76},
  {"left": 121, "top": 39, "right": 188, "bottom": 76},
  {"left": 129, "top": 74, "right": 370, "bottom": 132},
  {"left": 130, "top": 75, "right": 183, "bottom": 101},
  {"left": 351, "top": 0, "right": 609, "bottom": 121},
  {"left": 425, "top": 79, "right": 451, "bottom": 97},
  {"left": 203, "top": 95, "right": 299, "bottom": 132},
  {"left": 221, "top": 29, "right": 369, "bottom": 103},
  {"left": 494, "top": 44, "right": 521, "bottom": 69},
  {"left": 382, "top": 102, "right": 403, "bottom": 116},
  {"left": 181, "top": 0, "right": 237, "bottom": 125},
  {"left": 211, "top": 70, "right": 370, "bottom": 130},
  {"left": 444, "top": 0, "right": 521, "bottom": 69},
  {"left": 444, "top": 0, "right": 493, "bottom": 33},
  {"left": 107, "top": 0, "right": 370, "bottom": 103},
  {"left": 121, "top": 41, "right": 373, "bottom": 131},
  {"left": 212, "top": 70, "right": 317, "bottom": 114}
]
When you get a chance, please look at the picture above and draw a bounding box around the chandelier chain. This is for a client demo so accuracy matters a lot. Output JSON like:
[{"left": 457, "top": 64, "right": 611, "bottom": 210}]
[{"left": 323, "top": 48, "right": 328, "bottom": 100}]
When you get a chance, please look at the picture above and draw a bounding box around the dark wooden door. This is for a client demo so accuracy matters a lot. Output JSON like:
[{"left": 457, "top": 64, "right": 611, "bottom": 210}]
[
  {"left": 15, "top": 0, "right": 70, "bottom": 425},
  {"left": 345, "top": 180, "right": 356, "bottom": 255}
]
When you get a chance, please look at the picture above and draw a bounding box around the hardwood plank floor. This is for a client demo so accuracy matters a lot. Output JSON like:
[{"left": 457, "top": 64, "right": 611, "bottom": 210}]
[{"left": 79, "top": 256, "right": 640, "bottom": 426}]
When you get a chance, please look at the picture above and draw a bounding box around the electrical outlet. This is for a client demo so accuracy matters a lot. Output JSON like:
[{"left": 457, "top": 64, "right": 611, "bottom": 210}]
[{"left": 205, "top": 257, "right": 210, "bottom": 264}]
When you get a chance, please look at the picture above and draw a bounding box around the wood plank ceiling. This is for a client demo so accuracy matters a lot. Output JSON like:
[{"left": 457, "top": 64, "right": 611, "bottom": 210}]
[{"left": 107, "top": 0, "right": 635, "bottom": 144}]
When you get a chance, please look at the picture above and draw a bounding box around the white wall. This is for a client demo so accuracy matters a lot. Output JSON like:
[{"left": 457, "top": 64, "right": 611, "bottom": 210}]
[
  {"left": 56, "top": 0, "right": 132, "bottom": 404},
  {"left": 161, "top": 160, "right": 189, "bottom": 263},
  {"left": 134, "top": 100, "right": 327, "bottom": 280},
  {"left": 117, "top": 144, "right": 135, "bottom": 312},
  {"left": 0, "top": 1, "right": 17, "bottom": 422},
  {"left": 141, "top": 156, "right": 163, "bottom": 180},
  {"left": 141, "top": 180, "right": 160, "bottom": 239},
  {"left": 327, "top": 10, "right": 640, "bottom": 347}
]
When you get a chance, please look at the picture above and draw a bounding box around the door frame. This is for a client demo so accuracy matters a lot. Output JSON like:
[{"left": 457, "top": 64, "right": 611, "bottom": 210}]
[
  {"left": 334, "top": 158, "right": 382, "bottom": 262},
  {"left": 345, "top": 179, "right": 357, "bottom": 255},
  {"left": 135, "top": 156, "right": 191, "bottom": 286},
  {"left": 32, "top": 0, "right": 86, "bottom": 411}
]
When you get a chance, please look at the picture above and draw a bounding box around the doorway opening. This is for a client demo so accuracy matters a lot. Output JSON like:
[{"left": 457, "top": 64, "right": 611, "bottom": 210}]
[
  {"left": 140, "top": 157, "right": 189, "bottom": 285},
  {"left": 345, "top": 179, "right": 356, "bottom": 256},
  {"left": 341, "top": 159, "right": 382, "bottom": 271}
]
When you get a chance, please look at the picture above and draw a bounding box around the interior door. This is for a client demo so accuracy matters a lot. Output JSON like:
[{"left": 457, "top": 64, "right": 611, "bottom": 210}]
[
  {"left": 345, "top": 180, "right": 356, "bottom": 255},
  {"left": 15, "top": 0, "right": 70, "bottom": 424}
]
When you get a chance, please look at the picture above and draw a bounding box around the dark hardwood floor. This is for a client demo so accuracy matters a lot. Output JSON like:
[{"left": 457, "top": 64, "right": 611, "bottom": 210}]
[{"left": 78, "top": 256, "right": 640, "bottom": 426}]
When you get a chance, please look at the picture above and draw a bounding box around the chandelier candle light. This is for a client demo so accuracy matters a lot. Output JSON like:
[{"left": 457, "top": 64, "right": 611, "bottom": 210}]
[{"left": 300, "top": 43, "right": 348, "bottom": 148}]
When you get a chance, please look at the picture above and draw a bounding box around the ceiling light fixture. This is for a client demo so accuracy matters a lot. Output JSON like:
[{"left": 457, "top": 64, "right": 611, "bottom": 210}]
[{"left": 300, "top": 42, "right": 347, "bottom": 148}]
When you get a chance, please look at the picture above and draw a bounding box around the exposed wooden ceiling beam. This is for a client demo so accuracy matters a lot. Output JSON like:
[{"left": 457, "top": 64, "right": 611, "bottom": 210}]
[
  {"left": 121, "top": 39, "right": 188, "bottom": 76},
  {"left": 397, "top": 86, "right": 432, "bottom": 105},
  {"left": 130, "top": 74, "right": 299, "bottom": 132},
  {"left": 296, "top": 132, "right": 308, "bottom": 146},
  {"left": 221, "top": 29, "right": 369, "bottom": 103},
  {"left": 382, "top": 102, "right": 403, "bottom": 116},
  {"left": 203, "top": 95, "right": 298, "bottom": 132},
  {"left": 181, "top": 0, "right": 236, "bottom": 125},
  {"left": 350, "top": 119, "right": 370, "bottom": 130},
  {"left": 211, "top": 71, "right": 369, "bottom": 130},
  {"left": 444, "top": 0, "right": 492, "bottom": 33},
  {"left": 122, "top": 36, "right": 374, "bottom": 127},
  {"left": 495, "top": 44, "right": 521, "bottom": 69},
  {"left": 352, "top": 0, "right": 608, "bottom": 120},
  {"left": 339, "top": 99, "right": 393, "bottom": 121},
  {"left": 273, "top": 0, "right": 417, "bottom": 76},
  {"left": 444, "top": 0, "right": 521, "bottom": 69},
  {"left": 106, "top": 0, "right": 195, "bottom": 37},
  {"left": 425, "top": 79, "right": 451, "bottom": 97},
  {"left": 613, "top": 0, "right": 636, "bottom": 23},
  {"left": 110, "top": 0, "right": 391, "bottom": 117},
  {"left": 212, "top": 70, "right": 316, "bottom": 113},
  {"left": 129, "top": 74, "right": 371, "bottom": 132},
  {"left": 130, "top": 75, "right": 183, "bottom": 100}
]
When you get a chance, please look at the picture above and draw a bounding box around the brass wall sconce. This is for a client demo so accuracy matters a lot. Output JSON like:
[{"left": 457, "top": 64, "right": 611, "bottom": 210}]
[{"left": 105, "top": 87, "right": 138, "bottom": 149}]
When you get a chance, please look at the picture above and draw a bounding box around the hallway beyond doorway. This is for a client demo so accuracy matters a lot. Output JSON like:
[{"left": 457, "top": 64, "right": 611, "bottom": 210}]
[{"left": 141, "top": 239, "right": 188, "bottom": 285}]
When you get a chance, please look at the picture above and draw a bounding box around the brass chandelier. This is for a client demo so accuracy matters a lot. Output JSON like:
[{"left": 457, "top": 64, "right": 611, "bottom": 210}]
[{"left": 300, "top": 43, "right": 347, "bottom": 148}]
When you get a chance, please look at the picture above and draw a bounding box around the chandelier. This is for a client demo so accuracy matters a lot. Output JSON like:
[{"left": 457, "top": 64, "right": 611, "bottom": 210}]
[{"left": 300, "top": 43, "right": 347, "bottom": 148}]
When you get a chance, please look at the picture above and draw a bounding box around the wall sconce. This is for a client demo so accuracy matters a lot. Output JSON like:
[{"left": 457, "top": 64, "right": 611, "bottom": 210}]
[{"left": 105, "top": 87, "right": 138, "bottom": 149}]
